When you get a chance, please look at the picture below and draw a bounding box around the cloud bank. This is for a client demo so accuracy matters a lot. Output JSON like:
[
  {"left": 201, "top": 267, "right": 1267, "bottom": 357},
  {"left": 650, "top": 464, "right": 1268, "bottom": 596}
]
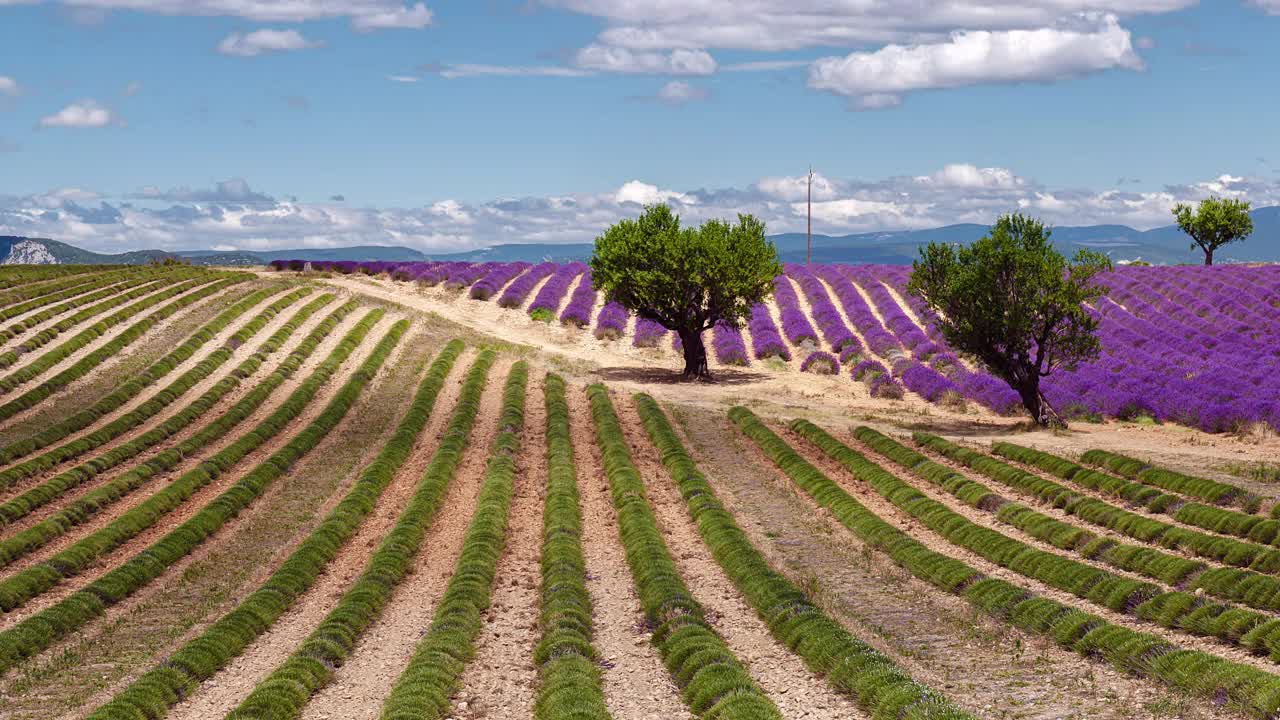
[{"left": 3, "top": 167, "right": 1277, "bottom": 254}]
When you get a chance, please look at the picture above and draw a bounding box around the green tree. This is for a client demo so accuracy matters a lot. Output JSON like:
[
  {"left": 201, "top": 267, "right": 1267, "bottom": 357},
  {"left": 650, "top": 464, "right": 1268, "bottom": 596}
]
[
  {"left": 907, "top": 213, "right": 1112, "bottom": 427},
  {"left": 1173, "top": 196, "right": 1254, "bottom": 266},
  {"left": 590, "top": 204, "right": 780, "bottom": 379}
]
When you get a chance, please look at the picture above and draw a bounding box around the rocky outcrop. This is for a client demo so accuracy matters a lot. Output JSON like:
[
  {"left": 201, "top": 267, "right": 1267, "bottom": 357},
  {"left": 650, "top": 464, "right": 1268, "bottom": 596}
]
[{"left": 2, "top": 240, "right": 58, "bottom": 265}]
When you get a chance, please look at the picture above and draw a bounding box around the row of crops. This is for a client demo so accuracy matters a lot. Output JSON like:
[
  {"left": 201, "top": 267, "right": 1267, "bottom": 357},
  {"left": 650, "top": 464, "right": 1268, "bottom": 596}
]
[{"left": 273, "top": 258, "right": 1280, "bottom": 433}]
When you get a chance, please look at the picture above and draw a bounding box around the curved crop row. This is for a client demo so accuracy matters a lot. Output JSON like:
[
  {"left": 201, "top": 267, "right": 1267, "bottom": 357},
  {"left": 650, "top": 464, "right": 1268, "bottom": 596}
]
[
  {"left": 471, "top": 262, "right": 531, "bottom": 301},
  {"left": 746, "top": 303, "right": 789, "bottom": 361},
  {"left": 710, "top": 322, "right": 749, "bottom": 366},
  {"left": 376, "top": 360, "right": 529, "bottom": 720},
  {"left": 785, "top": 265, "right": 858, "bottom": 353},
  {"left": 0, "top": 267, "right": 123, "bottom": 308},
  {"left": 918, "top": 434, "right": 1280, "bottom": 574},
  {"left": 796, "top": 421, "right": 1280, "bottom": 660},
  {"left": 499, "top": 261, "right": 557, "bottom": 308},
  {"left": 0, "top": 285, "right": 309, "bottom": 477},
  {"left": 729, "top": 407, "right": 1280, "bottom": 719},
  {"left": 559, "top": 269, "right": 596, "bottom": 327},
  {"left": 0, "top": 274, "right": 246, "bottom": 421},
  {"left": 0, "top": 313, "right": 408, "bottom": 674},
  {"left": 533, "top": 373, "right": 611, "bottom": 720},
  {"left": 0, "top": 267, "right": 160, "bottom": 328},
  {"left": 1082, "top": 449, "right": 1260, "bottom": 513},
  {"left": 0, "top": 304, "right": 376, "bottom": 610},
  {"left": 0, "top": 265, "right": 108, "bottom": 294},
  {"left": 0, "top": 295, "right": 341, "bottom": 563},
  {"left": 632, "top": 318, "right": 668, "bottom": 348},
  {"left": 587, "top": 384, "right": 781, "bottom": 720},
  {"left": 594, "top": 301, "right": 628, "bottom": 340},
  {"left": 771, "top": 275, "right": 818, "bottom": 348},
  {"left": 994, "top": 443, "right": 1280, "bottom": 547},
  {"left": 0, "top": 271, "right": 204, "bottom": 371},
  {"left": 86, "top": 339, "right": 469, "bottom": 720},
  {"left": 528, "top": 262, "right": 585, "bottom": 321},
  {"left": 635, "top": 394, "right": 974, "bottom": 720}
]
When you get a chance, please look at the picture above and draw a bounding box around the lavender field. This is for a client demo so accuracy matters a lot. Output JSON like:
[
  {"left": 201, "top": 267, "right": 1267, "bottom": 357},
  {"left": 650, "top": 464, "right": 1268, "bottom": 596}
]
[{"left": 272, "top": 259, "right": 1280, "bottom": 433}]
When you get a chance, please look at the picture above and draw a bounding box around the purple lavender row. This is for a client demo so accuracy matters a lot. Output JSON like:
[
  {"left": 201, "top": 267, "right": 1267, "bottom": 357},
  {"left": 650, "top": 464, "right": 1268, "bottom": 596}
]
[
  {"left": 470, "top": 262, "right": 531, "bottom": 300},
  {"left": 633, "top": 318, "right": 669, "bottom": 348},
  {"left": 747, "top": 304, "right": 790, "bottom": 361},
  {"left": 528, "top": 262, "right": 586, "bottom": 318},
  {"left": 445, "top": 262, "right": 494, "bottom": 290},
  {"left": 771, "top": 275, "right": 819, "bottom": 347},
  {"left": 814, "top": 265, "right": 901, "bottom": 357},
  {"left": 851, "top": 359, "right": 904, "bottom": 399},
  {"left": 800, "top": 351, "right": 839, "bottom": 375},
  {"left": 784, "top": 264, "right": 860, "bottom": 353},
  {"left": 498, "top": 261, "right": 558, "bottom": 308},
  {"left": 594, "top": 302, "right": 629, "bottom": 340},
  {"left": 559, "top": 269, "right": 596, "bottom": 327},
  {"left": 711, "top": 322, "right": 750, "bottom": 366}
]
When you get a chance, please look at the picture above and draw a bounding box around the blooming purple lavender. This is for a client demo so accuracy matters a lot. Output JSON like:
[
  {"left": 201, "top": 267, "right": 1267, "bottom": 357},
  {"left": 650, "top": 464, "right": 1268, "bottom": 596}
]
[
  {"left": 497, "top": 262, "right": 557, "bottom": 308},
  {"left": 559, "top": 269, "right": 596, "bottom": 327},
  {"left": 785, "top": 264, "right": 859, "bottom": 353},
  {"left": 711, "top": 322, "right": 750, "bottom": 366},
  {"left": 470, "top": 262, "right": 531, "bottom": 300},
  {"left": 444, "top": 262, "right": 492, "bottom": 291},
  {"left": 633, "top": 318, "right": 669, "bottom": 348},
  {"left": 594, "top": 301, "right": 628, "bottom": 340},
  {"left": 772, "top": 275, "right": 819, "bottom": 348},
  {"left": 747, "top": 303, "right": 790, "bottom": 361},
  {"left": 528, "top": 263, "right": 585, "bottom": 319},
  {"left": 800, "top": 351, "right": 840, "bottom": 375}
]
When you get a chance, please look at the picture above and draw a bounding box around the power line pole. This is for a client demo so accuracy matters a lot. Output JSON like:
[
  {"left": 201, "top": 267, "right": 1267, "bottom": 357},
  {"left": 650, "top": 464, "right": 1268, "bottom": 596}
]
[{"left": 806, "top": 166, "right": 814, "bottom": 265}]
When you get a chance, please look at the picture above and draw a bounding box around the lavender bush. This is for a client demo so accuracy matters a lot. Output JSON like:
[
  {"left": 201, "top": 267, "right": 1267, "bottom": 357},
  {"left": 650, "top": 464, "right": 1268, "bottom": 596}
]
[
  {"left": 594, "top": 301, "right": 628, "bottom": 340},
  {"left": 711, "top": 322, "right": 750, "bottom": 366},
  {"left": 559, "top": 269, "right": 597, "bottom": 327},
  {"left": 800, "top": 351, "right": 840, "bottom": 375},
  {"left": 746, "top": 303, "right": 790, "bottom": 361},
  {"left": 633, "top": 318, "right": 669, "bottom": 348},
  {"left": 497, "top": 261, "right": 557, "bottom": 308},
  {"left": 471, "top": 262, "right": 530, "bottom": 300}
]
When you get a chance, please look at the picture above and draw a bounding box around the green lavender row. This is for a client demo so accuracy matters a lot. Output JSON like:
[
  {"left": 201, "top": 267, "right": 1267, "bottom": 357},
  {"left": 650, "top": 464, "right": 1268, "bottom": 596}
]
[
  {"left": 1083, "top": 449, "right": 1259, "bottom": 512},
  {"left": 377, "top": 360, "right": 529, "bottom": 720},
  {"left": 802, "top": 423, "right": 1280, "bottom": 664},
  {"left": 728, "top": 407, "right": 1280, "bottom": 719},
  {"left": 0, "top": 274, "right": 247, "bottom": 421},
  {"left": 587, "top": 385, "right": 780, "bottom": 720},
  {"left": 0, "top": 314, "right": 407, "bottom": 674},
  {"left": 0, "top": 265, "right": 107, "bottom": 293},
  {"left": 534, "top": 373, "right": 611, "bottom": 720},
  {"left": 0, "top": 284, "right": 308, "bottom": 476},
  {"left": 918, "top": 434, "right": 1280, "bottom": 575},
  {"left": 86, "top": 339, "right": 467, "bottom": 720},
  {"left": 0, "top": 267, "right": 123, "bottom": 306},
  {"left": 0, "top": 303, "right": 372, "bottom": 610},
  {"left": 226, "top": 349, "right": 497, "bottom": 720},
  {"left": 0, "top": 295, "right": 340, "bottom": 565},
  {"left": 0, "top": 267, "right": 160, "bottom": 328},
  {"left": 634, "top": 395, "right": 974, "bottom": 720}
]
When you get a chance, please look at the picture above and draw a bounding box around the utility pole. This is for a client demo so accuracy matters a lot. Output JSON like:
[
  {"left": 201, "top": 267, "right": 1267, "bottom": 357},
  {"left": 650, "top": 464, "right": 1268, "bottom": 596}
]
[{"left": 806, "top": 166, "right": 814, "bottom": 265}]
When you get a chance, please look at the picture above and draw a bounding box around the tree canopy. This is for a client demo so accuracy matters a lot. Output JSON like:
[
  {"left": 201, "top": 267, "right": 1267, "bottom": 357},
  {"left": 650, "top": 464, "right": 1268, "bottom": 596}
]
[
  {"left": 1173, "top": 196, "right": 1254, "bottom": 266},
  {"left": 907, "top": 213, "right": 1112, "bottom": 427},
  {"left": 590, "top": 204, "right": 780, "bottom": 379}
]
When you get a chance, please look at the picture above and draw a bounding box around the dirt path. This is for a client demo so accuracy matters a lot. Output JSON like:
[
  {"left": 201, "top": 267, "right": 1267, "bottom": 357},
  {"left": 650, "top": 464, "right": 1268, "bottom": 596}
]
[
  {"left": 614, "top": 395, "right": 866, "bottom": 719},
  {"left": 163, "top": 343, "right": 476, "bottom": 720},
  {"left": 0, "top": 319, "right": 429, "bottom": 719},
  {"left": 300, "top": 356, "right": 515, "bottom": 720},
  {"left": 565, "top": 383, "right": 692, "bottom": 720},
  {"left": 0, "top": 312, "right": 385, "bottom": 628},
  {"left": 453, "top": 371, "right": 546, "bottom": 720},
  {"left": 781, "top": 422, "right": 1279, "bottom": 675},
  {"left": 674, "top": 405, "right": 1240, "bottom": 720}
]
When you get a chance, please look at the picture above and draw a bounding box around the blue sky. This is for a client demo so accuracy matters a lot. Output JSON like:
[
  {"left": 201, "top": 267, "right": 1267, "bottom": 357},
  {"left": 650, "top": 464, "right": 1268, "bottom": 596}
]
[{"left": 1, "top": 1, "right": 1278, "bottom": 253}]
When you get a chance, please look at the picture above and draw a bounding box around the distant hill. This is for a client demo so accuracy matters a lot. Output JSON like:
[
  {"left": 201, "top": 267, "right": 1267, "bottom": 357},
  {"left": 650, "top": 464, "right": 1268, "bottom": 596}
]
[{"left": 2, "top": 206, "right": 1277, "bottom": 266}]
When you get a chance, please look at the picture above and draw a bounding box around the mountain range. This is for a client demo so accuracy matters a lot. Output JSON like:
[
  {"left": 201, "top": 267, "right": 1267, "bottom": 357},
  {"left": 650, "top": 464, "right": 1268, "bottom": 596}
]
[{"left": 3, "top": 206, "right": 1277, "bottom": 266}]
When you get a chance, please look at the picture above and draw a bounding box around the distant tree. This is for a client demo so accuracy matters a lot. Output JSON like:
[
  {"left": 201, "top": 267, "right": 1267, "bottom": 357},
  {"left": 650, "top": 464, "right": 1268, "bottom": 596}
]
[
  {"left": 908, "top": 213, "right": 1112, "bottom": 427},
  {"left": 1173, "top": 196, "right": 1254, "bottom": 266},
  {"left": 590, "top": 204, "right": 781, "bottom": 380}
]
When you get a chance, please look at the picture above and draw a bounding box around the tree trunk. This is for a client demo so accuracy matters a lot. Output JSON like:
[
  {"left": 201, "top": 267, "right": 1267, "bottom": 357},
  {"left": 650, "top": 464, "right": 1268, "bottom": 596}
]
[
  {"left": 1204, "top": 248, "right": 1214, "bottom": 266},
  {"left": 1015, "top": 377, "right": 1065, "bottom": 428},
  {"left": 679, "top": 327, "right": 711, "bottom": 380}
]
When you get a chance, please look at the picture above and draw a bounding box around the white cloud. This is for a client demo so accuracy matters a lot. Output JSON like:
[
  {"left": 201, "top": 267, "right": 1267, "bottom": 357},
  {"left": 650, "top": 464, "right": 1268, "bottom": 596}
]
[
  {"left": 387, "top": 74, "right": 420, "bottom": 82},
  {"left": 655, "top": 80, "right": 708, "bottom": 105},
  {"left": 435, "top": 64, "right": 594, "bottom": 79},
  {"left": 575, "top": 45, "right": 717, "bottom": 75},
  {"left": 917, "top": 164, "right": 1026, "bottom": 189},
  {"left": 0, "top": 76, "right": 20, "bottom": 96},
  {"left": 5, "top": 168, "right": 1280, "bottom": 254},
  {"left": 1250, "top": 1, "right": 1280, "bottom": 14},
  {"left": 217, "top": 29, "right": 321, "bottom": 57},
  {"left": 808, "top": 13, "right": 1144, "bottom": 109},
  {"left": 350, "top": 2, "right": 432, "bottom": 30},
  {"left": 38, "top": 100, "right": 118, "bottom": 128}
]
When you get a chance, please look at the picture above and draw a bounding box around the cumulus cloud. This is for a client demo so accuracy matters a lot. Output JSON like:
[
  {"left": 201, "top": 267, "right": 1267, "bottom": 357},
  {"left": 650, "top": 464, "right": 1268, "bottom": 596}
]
[
  {"left": 574, "top": 45, "right": 717, "bottom": 75},
  {"left": 808, "top": 14, "right": 1144, "bottom": 109},
  {"left": 0, "top": 76, "right": 20, "bottom": 96},
  {"left": 1250, "top": 0, "right": 1280, "bottom": 14},
  {"left": 655, "top": 80, "right": 708, "bottom": 105},
  {"left": 5, "top": 168, "right": 1280, "bottom": 254},
  {"left": 38, "top": 100, "right": 118, "bottom": 128},
  {"left": 217, "top": 29, "right": 321, "bottom": 57},
  {"left": 350, "top": 2, "right": 432, "bottom": 31}
]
